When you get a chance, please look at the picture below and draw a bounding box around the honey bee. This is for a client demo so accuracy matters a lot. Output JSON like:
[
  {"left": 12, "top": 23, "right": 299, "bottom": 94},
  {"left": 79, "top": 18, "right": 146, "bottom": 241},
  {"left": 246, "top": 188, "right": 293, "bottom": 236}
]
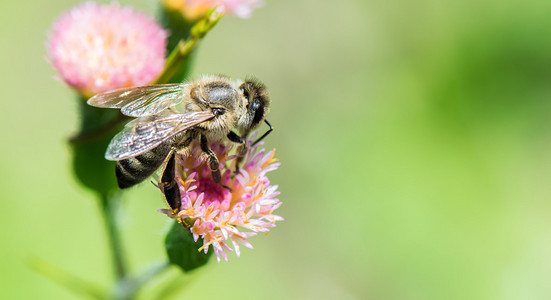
[{"left": 87, "top": 75, "right": 272, "bottom": 197}]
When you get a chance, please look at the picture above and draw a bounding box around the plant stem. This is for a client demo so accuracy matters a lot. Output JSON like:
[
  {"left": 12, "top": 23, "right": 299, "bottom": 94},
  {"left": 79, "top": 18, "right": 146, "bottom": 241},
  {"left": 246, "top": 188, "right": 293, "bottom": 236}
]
[
  {"left": 114, "top": 261, "right": 170, "bottom": 300},
  {"left": 153, "top": 39, "right": 195, "bottom": 84},
  {"left": 134, "top": 260, "right": 171, "bottom": 287},
  {"left": 99, "top": 193, "right": 127, "bottom": 281},
  {"left": 154, "top": 10, "right": 222, "bottom": 84}
]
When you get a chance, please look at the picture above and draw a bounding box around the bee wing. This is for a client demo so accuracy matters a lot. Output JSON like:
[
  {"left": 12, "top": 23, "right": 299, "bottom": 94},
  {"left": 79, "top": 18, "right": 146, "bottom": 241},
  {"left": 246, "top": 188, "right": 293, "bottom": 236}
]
[
  {"left": 87, "top": 83, "right": 189, "bottom": 117},
  {"left": 105, "top": 110, "right": 214, "bottom": 161}
]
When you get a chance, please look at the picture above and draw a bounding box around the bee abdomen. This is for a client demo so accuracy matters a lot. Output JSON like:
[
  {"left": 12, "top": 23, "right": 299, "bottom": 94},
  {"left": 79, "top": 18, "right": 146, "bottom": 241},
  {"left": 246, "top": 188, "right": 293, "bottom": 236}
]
[{"left": 116, "top": 144, "right": 171, "bottom": 189}]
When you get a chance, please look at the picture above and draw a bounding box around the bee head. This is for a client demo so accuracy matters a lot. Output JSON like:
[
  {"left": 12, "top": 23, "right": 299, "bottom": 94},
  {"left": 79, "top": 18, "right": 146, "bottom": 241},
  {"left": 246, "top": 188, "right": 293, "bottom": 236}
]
[
  {"left": 238, "top": 79, "right": 270, "bottom": 136},
  {"left": 189, "top": 79, "right": 243, "bottom": 132}
]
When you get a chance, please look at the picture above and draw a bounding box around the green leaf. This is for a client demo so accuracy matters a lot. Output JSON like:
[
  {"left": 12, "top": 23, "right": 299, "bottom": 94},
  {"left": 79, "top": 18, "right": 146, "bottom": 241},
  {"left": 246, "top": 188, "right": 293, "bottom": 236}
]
[
  {"left": 69, "top": 98, "right": 124, "bottom": 195},
  {"left": 159, "top": 6, "right": 194, "bottom": 83},
  {"left": 155, "top": 9, "right": 222, "bottom": 84},
  {"left": 71, "top": 134, "right": 117, "bottom": 195},
  {"left": 165, "top": 221, "right": 212, "bottom": 272},
  {"left": 159, "top": 6, "right": 193, "bottom": 57}
]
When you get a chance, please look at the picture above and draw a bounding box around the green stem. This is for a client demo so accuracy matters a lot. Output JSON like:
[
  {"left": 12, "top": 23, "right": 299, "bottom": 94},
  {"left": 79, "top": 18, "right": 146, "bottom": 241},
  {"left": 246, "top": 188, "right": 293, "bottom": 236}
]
[
  {"left": 154, "top": 10, "right": 223, "bottom": 84},
  {"left": 114, "top": 261, "right": 170, "bottom": 300},
  {"left": 154, "top": 39, "right": 196, "bottom": 84},
  {"left": 99, "top": 193, "right": 127, "bottom": 281},
  {"left": 134, "top": 260, "right": 171, "bottom": 287}
]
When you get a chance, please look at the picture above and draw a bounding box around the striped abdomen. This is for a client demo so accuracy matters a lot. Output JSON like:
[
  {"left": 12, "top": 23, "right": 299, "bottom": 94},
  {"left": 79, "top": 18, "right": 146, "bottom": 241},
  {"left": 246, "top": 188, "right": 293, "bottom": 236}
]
[{"left": 115, "top": 142, "right": 172, "bottom": 189}]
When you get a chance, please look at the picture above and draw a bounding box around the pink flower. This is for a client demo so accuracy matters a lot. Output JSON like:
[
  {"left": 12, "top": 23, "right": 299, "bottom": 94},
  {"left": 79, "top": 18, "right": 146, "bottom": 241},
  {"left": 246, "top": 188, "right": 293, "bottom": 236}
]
[
  {"left": 162, "top": 0, "right": 264, "bottom": 20},
  {"left": 159, "top": 133, "right": 282, "bottom": 262},
  {"left": 47, "top": 2, "right": 167, "bottom": 97}
]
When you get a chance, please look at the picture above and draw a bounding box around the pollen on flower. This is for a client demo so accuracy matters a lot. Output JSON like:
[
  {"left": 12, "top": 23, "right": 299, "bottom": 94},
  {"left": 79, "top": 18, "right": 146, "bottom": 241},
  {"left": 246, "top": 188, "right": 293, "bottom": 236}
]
[
  {"left": 158, "top": 133, "right": 282, "bottom": 262},
  {"left": 47, "top": 2, "right": 167, "bottom": 97},
  {"left": 162, "top": 0, "right": 264, "bottom": 20}
]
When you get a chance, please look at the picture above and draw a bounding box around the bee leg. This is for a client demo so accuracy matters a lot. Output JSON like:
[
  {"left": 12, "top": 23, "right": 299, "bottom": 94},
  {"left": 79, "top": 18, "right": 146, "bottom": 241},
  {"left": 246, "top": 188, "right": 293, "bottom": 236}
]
[
  {"left": 252, "top": 119, "right": 273, "bottom": 146},
  {"left": 173, "top": 130, "right": 197, "bottom": 148},
  {"left": 227, "top": 131, "right": 247, "bottom": 173},
  {"left": 200, "top": 134, "right": 232, "bottom": 191},
  {"left": 160, "top": 149, "right": 181, "bottom": 212},
  {"left": 227, "top": 131, "right": 245, "bottom": 144}
]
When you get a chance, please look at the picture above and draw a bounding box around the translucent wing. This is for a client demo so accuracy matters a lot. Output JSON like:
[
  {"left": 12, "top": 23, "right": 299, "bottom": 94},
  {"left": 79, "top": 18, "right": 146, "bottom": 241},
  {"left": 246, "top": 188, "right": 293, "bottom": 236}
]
[
  {"left": 87, "top": 83, "right": 189, "bottom": 117},
  {"left": 105, "top": 110, "right": 214, "bottom": 161}
]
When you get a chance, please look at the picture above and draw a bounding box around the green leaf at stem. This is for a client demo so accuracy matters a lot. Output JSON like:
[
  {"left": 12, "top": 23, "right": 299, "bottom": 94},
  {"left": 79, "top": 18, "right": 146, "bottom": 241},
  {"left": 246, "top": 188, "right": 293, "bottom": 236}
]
[
  {"left": 159, "top": 6, "right": 193, "bottom": 61},
  {"left": 165, "top": 221, "right": 212, "bottom": 272},
  {"left": 159, "top": 6, "right": 194, "bottom": 83},
  {"left": 154, "top": 9, "right": 223, "bottom": 84},
  {"left": 69, "top": 98, "right": 125, "bottom": 195}
]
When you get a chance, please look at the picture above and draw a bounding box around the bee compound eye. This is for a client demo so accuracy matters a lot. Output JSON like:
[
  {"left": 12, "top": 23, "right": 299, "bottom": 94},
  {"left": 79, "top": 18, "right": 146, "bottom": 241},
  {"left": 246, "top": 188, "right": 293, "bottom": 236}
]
[{"left": 213, "top": 108, "right": 225, "bottom": 116}]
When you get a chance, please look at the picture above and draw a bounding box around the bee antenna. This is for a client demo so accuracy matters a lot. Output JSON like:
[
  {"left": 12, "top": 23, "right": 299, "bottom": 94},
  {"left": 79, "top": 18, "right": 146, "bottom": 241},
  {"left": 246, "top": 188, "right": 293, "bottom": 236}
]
[
  {"left": 151, "top": 180, "right": 163, "bottom": 190},
  {"left": 252, "top": 119, "right": 273, "bottom": 146}
]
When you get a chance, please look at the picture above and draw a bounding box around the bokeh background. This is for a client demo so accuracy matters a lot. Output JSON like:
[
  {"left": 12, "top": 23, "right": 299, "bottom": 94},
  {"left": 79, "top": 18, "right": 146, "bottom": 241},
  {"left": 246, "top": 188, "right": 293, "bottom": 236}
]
[{"left": 2, "top": 0, "right": 551, "bottom": 299}]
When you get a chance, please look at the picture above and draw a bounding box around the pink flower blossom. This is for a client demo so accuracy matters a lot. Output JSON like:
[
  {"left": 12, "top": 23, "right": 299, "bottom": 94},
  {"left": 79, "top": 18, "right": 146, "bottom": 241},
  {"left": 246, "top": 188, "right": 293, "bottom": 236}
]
[
  {"left": 159, "top": 133, "right": 282, "bottom": 262},
  {"left": 162, "top": 0, "right": 264, "bottom": 20},
  {"left": 47, "top": 2, "right": 167, "bottom": 97}
]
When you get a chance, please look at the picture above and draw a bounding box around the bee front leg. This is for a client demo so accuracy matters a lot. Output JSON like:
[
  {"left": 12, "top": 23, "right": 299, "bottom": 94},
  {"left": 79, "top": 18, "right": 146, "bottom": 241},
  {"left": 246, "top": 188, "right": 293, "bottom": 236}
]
[
  {"left": 227, "top": 131, "right": 246, "bottom": 173},
  {"left": 160, "top": 149, "right": 181, "bottom": 213},
  {"left": 200, "top": 134, "right": 232, "bottom": 191}
]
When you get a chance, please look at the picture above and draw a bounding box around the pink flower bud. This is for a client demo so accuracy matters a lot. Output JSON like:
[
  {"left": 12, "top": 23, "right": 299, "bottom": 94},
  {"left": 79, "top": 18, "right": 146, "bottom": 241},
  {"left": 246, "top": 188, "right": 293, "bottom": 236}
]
[{"left": 47, "top": 2, "right": 167, "bottom": 97}]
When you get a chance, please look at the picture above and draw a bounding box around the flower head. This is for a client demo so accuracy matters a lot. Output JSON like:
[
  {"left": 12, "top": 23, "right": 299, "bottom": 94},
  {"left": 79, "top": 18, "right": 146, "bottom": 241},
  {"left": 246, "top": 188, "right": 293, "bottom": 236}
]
[
  {"left": 47, "top": 2, "right": 167, "bottom": 97},
  {"left": 162, "top": 0, "right": 264, "bottom": 20},
  {"left": 159, "top": 133, "right": 282, "bottom": 262}
]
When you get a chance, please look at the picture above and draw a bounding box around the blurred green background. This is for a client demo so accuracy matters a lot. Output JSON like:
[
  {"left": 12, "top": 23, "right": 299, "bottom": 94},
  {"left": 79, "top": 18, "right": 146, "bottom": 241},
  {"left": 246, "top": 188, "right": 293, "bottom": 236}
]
[{"left": 2, "top": 0, "right": 551, "bottom": 299}]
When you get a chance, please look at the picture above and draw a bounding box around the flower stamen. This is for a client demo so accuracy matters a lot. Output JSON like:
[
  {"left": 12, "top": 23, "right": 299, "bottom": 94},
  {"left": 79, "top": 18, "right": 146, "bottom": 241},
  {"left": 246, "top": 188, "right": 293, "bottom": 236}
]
[{"left": 158, "top": 135, "right": 281, "bottom": 261}]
